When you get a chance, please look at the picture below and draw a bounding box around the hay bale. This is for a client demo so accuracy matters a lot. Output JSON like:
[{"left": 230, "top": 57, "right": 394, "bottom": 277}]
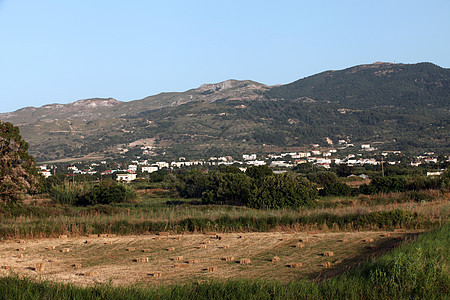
[
  {"left": 167, "top": 247, "right": 175, "bottom": 251},
  {"left": 154, "top": 236, "right": 161, "bottom": 240},
  {"left": 16, "top": 254, "right": 23, "bottom": 258},
  {"left": 174, "top": 236, "right": 183, "bottom": 240},
  {"left": 108, "top": 234, "right": 117, "bottom": 237},
  {"left": 17, "top": 248, "right": 25, "bottom": 252},
  {"left": 126, "top": 248, "right": 136, "bottom": 251},
  {"left": 288, "top": 263, "right": 302, "bottom": 268},
  {"left": 84, "top": 271, "right": 98, "bottom": 276},
  {"left": 1, "top": 266, "right": 12, "bottom": 270},
  {"left": 88, "top": 234, "right": 98, "bottom": 238},
  {"left": 173, "top": 256, "right": 183, "bottom": 261},
  {"left": 45, "top": 246, "right": 56, "bottom": 250},
  {"left": 363, "top": 238, "right": 374, "bottom": 243},
  {"left": 202, "top": 241, "right": 211, "bottom": 245},
  {"left": 35, "top": 263, "right": 45, "bottom": 272},
  {"left": 98, "top": 234, "right": 108, "bottom": 238},
  {"left": 238, "top": 235, "right": 245, "bottom": 239},
  {"left": 240, "top": 258, "right": 251, "bottom": 265},
  {"left": 272, "top": 256, "right": 280, "bottom": 263},
  {"left": 222, "top": 256, "right": 235, "bottom": 262},
  {"left": 222, "top": 245, "right": 229, "bottom": 249},
  {"left": 339, "top": 238, "right": 348, "bottom": 242},
  {"left": 323, "top": 251, "right": 334, "bottom": 257},
  {"left": 58, "top": 235, "right": 68, "bottom": 239},
  {"left": 142, "top": 249, "right": 151, "bottom": 253},
  {"left": 322, "top": 261, "right": 331, "bottom": 268},
  {"left": 174, "top": 264, "right": 190, "bottom": 269},
  {"left": 17, "top": 240, "right": 25, "bottom": 244},
  {"left": 199, "top": 244, "right": 207, "bottom": 249},
  {"left": 135, "top": 257, "right": 149, "bottom": 263},
  {"left": 299, "top": 238, "right": 309, "bottom": 243},
  {"left": 296, "top": 243, "right": 305, "bottom": 248},
  {"left": 84, "top": 240, "right": 91, "bottom": 244},
  {"left": 188, "top": 259, "right": 200, "bottom": 264},
  {"left": 158, "top": 232, "right": 170, "bottom": 236},
  {"left": 207, "top": 266, "right": 218, "bottom": 272},
  {"left": 151, "top": 272, "right": 162, "bottom": 277},
  {"left": 60, "top": 248, "right": 70, "bottom": 253},
  {"left": 205, "top": 232, "right": 217, "bottom": 236},
  {"left": 73, "top": 263, "right": 82, "bottom": 269},
  {"left": 104, "top": 241, "right": 113, "bottom": 245}
]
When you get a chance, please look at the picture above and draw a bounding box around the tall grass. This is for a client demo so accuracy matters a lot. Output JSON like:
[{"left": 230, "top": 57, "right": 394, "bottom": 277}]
[
  {"left": 1, "top": 191, "right": 447, "bottom": 238},
  {"left": 0, "top": 207, "right": 443, "bottom": 238},
  {"left": 49, "top": 182, "right": 90, "bottom": 205},
  {"left": 1, "top": 224, "right": 448, "bottom": 299}
]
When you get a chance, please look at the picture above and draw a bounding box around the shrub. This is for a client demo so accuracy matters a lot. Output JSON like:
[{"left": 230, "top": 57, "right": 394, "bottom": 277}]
[
  {"left": 49, "top": 180, "right": 137, "bottom": 206},
  {"left": 248, "top": 173, "right": 317, "bottom": 209},
  {"left": 49, "top": 182, "right": 88, "bottom": 205},
  {"left": 80, "top": 180, "right": 131, "bottom": 205},
  {"left": 201, "top": 172, "right": 253, "bottom": 205},
  {"left": 245, "top": 165, "right": 273, "bottom": 181},
  {"left": 319, "top": 182, "right": 353, "bottom": 196},
  {"left": 360, "top": 176, "right": 407, "bottom": 195},
  {"left": 307, "top": 171, "right": 338, "bottom": 186}
]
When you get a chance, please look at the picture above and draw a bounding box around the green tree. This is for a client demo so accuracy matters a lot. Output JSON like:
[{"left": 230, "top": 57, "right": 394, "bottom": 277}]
[
  {"left": 246, "top": 165, "right": 273, "bottom": 181},
  {"left": 319, "top": 182, "right": 353, "bottom": 197},
  {"left": 201, "top": 172, "right": 253, "bottom": 205},
  {"left": 248, "top": 173, "right": 317, "bottom": 209},
  {"left": 307, "top": 171, "right": 338, "bottom": 186},
  {"left": 0, "top": 121, "right": 40, "bottom": 203}
]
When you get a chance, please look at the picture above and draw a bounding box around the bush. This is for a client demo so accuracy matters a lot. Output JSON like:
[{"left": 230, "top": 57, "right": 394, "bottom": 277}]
[
  {"left": 49, "top": 182, "right": 89, "bottom": 205},
  {"left": 245, "top": 165, "right": 273, "bottom": 181},
  {"left": 319, "top": 182, "right": 353, "bottom": 197},
  {"left": 201, "top": 172, "right": 253, "bottom": 205},
  {"left": 307, "top": 171, "right": 338, "bottom": 186},
  {"left": 360, "top": 176, "right": 407, "bottom": 195},
  {"left": 49, "top": 180, "right": 137, "bottom": 206},
  {"left": 248, "top": 173, "right": 317, "bottom": 209}
]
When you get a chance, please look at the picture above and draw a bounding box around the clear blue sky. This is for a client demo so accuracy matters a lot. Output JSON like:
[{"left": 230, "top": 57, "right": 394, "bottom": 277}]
[{"left": 1, "top": 0, "right": 449, "bottom": 113}]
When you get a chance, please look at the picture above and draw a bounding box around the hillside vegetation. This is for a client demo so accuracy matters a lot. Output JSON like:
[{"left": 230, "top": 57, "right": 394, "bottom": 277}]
[{"left": 0, "top": 62, "right": 449, "bottom": 161}]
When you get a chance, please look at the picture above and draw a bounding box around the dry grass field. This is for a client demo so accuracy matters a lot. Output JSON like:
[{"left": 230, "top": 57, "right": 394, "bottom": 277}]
[{"left": 0, "top": 230, "right": 416, "bottom": 287}]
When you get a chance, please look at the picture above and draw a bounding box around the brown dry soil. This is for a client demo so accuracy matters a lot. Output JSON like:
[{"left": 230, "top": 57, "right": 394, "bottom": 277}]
[{"left": 0, "top": 231, "right": 418, "bottom": 287}]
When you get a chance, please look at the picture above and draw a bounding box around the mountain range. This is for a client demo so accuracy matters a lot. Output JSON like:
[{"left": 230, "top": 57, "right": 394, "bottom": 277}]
[{"left": 1, "top": 62, "right": 449, "bottom": 162}]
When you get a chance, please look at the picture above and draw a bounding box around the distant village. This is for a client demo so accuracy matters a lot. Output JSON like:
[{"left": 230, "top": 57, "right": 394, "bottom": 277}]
[{"left": 38, "top": 140, "right": 446, "bottom": 182}]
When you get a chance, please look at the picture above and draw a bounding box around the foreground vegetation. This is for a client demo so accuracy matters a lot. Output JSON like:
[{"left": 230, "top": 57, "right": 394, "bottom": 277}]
[
  {"left": 1, "top": 189, "right": 448, "bottom": 238},
  {"left": 1, "top": 223, "right": 448, "bottom": 299}
]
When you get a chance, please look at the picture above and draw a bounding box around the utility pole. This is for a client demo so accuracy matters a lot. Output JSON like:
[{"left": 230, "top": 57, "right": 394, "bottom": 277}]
[{"left": 381, "top": 153, "right": 385, "bottom": 177}]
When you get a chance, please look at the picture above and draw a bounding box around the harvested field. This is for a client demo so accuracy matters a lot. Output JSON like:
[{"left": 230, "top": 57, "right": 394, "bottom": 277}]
[{"left": 0, "top": 231, "right": 418, "bottom": 286}]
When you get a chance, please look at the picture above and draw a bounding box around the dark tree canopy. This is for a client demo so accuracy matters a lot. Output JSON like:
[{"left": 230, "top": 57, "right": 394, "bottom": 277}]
[{"left": 0, "top": 121, "right": 40, "bottom": 203}]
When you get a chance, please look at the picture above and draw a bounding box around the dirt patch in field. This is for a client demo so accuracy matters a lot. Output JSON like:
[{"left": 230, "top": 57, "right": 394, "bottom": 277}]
[{"left": 0, "top": 231, "right": 418, "bottom": 286}]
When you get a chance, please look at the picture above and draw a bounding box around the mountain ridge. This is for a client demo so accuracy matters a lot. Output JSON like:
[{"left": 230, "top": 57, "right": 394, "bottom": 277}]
[{"left": 0, "top": 62, "right": 448, "bottom": 161}]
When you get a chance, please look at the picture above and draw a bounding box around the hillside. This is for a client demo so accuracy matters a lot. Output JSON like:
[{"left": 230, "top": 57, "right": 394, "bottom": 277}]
[
  {"left": 266, "top": 62, "right": 450, "bottom": 108},
  {"left": 0, "top": 80, "right": 267, "bottom": 125},
  {"left": 0, "top": 62, "right": 449, "bottom": 162}
]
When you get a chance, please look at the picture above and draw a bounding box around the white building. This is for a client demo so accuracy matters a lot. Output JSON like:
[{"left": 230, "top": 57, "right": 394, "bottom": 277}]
[
  {"left": 128, "top": 164, "right": 138, "bottom": 172},
  {"left": 246, "top": 160, "right": 266, "bottom": 166},
  {"left": 142, "top": 166, "right": 158, "bottom": 173},
  {"left": 39, "top": 170, "right": 52, "bottom": 178},
  {"left": 117, "top": 173, "right": 137, "bottom": 182},
  {"left": 154, "top": 162, "right": 169, "bottom": 169},
  {"left": 243, "top": 154, "right": 257, "bottom": 161}
]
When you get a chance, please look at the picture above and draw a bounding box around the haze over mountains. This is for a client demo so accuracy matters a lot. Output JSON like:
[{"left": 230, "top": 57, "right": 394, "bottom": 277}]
[{"left": 1, "top": 62, "right": 449, "bottom": 162}]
